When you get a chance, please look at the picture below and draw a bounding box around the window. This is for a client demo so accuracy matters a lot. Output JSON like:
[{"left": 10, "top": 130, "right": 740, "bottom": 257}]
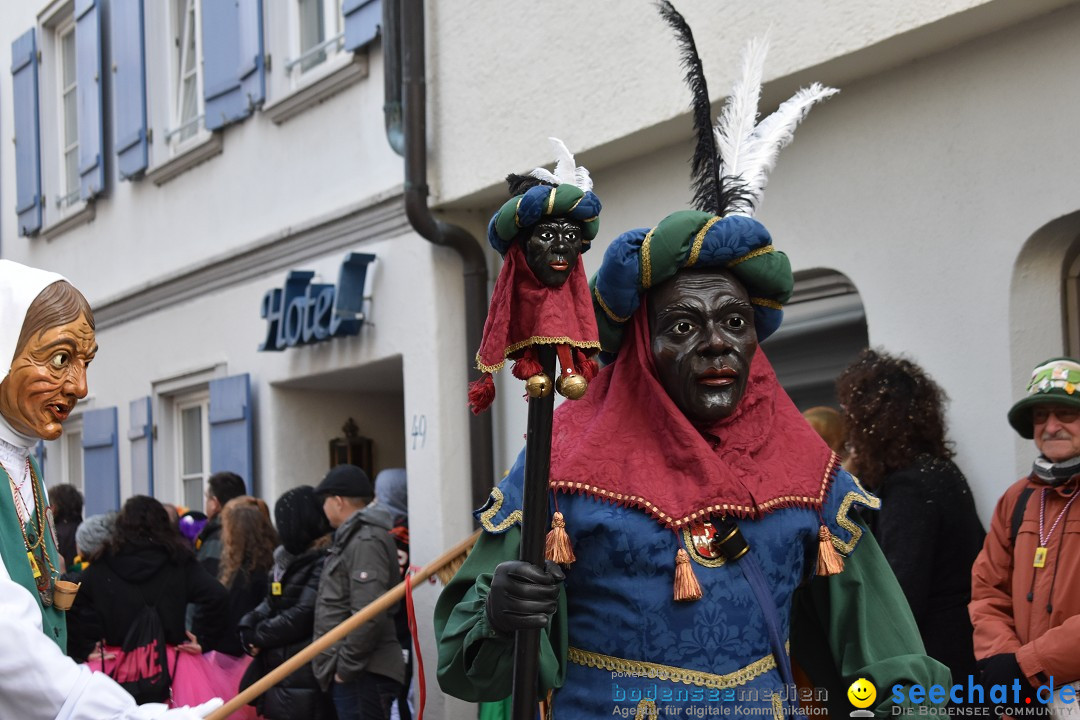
[
  {"left": 176, "top": 393, "right": 210, "bottom": 511},
  {"left": 288, "top": 0, "right": 344, "bottom": 77},
  {"left": 167, "top": 0, "right": 206, "bottom": 150},
  {"left": 56, "top": 19, "right": 79, "bottom": 210}
]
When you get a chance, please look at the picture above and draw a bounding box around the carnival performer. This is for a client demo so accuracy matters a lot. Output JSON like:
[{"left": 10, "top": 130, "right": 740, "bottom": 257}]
[
  {"left": 0, "top": 258, "right": 221, "bottom": 719},
  {"left": 435, "top": 8, "right": 950, "bottom": 717}
]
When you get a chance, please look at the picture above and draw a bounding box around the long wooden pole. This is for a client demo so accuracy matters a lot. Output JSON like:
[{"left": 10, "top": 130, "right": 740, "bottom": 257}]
[
  {"left": 511, "top": 345, "right": 556, "bottom": 720},
  {"left": 204, "top": 529, "right": 482, "bottom": 720}
]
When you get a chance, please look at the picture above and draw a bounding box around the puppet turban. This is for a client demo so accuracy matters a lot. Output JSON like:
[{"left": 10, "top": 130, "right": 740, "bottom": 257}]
[
  {"left": 487, "top": 183, "right": 602, "bottom": 255},
  {"left": 590, "top": 210, "right": 793, "bottom": 358}
]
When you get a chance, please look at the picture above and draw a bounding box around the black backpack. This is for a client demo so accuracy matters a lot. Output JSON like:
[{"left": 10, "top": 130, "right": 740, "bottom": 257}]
[{"left": 105, "top": 576, "right": 172, "bottom": 704}]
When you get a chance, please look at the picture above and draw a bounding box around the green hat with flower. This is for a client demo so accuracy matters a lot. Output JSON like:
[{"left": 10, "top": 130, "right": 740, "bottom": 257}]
[{"left": 1008, "top": 357, "right": 1080, "bottom": 439}]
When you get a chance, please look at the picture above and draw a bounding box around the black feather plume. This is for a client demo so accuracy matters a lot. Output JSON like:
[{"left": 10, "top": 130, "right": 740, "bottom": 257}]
[{"left": 655, "top": 1, "right": 720, "bottom": 214}]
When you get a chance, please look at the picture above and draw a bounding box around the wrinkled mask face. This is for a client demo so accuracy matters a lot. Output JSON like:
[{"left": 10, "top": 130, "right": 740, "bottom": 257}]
[
  {"left": 524, "top": 219, "right": 583, "bottom": 288},
  {"left": 648, "top": 269, "right": 758, "bottom": 425},
  {"left": 0, "top": 313, "right": 96, "bottom": 441}
]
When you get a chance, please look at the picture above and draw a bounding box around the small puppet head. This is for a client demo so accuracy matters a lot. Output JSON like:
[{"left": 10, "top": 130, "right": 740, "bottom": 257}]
[{"left": 503, "top": 174, "right": 585, "bottom": 288}]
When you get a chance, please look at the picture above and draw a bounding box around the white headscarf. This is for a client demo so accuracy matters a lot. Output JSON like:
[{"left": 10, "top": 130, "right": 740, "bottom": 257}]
[
  {"left": 0, "top": 260, "right": 66, "bottom": 386},
  {"left": 0, "top": 260, "right": 67, "bottom": 510}
]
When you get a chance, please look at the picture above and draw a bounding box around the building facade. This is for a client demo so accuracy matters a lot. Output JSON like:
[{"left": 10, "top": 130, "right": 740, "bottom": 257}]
[{"left": 3, "top": 1, "right": 1080, "bottom": 717}]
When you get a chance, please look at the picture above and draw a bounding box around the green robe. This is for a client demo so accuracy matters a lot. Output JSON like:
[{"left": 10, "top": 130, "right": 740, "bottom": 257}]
[
  {"left": 435, "top": 522, "right": 950, "bottom": 718},
  {"left": 0, "top": 457, "right": 67, "bottom": 651}
]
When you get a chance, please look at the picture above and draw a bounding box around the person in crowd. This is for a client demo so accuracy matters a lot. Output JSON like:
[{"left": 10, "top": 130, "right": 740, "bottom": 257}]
[
  {"left": 217, "top": 496, "right": 278, "bottom": 657},
  {"left": 971, "top": 357, "right": 1080, "bottom": 712},
  {"left": 196, "top": 471, "right": 248, "bottom": 578},
  {"left": 67, "top": 496, "right": 229, "bottom": 678},
  {"left": 314, "top": 465, "right": 405, "bottom": 720},
  {"left": 65, "top": 512, "right": 115, "bottom": 577},
  {"left": 836, "top": 348, "right": 985, "bottom": 685},
  {"left": 238, "top": 485, "right": 335, "bottom": 720},
  {"left": 0, "top": 259, "right": 219, "bottom": 719},
  {"left": 375, "top": 468, "right": 413, "bottom": 720},
  {"left": 49, "top": 482, "right": 83, "bottom": 570},
  {"left": 802, "top": 405, "right": 846, "bottom": 457}
]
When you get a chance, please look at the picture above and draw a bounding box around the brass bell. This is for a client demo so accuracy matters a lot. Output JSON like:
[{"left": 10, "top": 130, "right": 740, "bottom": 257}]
[
  {"left": 525, "top": 373, "right": 553, "bottom": 398},
  {"left": 555, "top": 373, "right": 588, "bottom": 400}
]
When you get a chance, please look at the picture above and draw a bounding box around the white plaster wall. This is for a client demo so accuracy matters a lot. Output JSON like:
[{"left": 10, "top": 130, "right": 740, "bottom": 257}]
[{"left": 426, "top": 0, "right": 1076, "bottom": 205}]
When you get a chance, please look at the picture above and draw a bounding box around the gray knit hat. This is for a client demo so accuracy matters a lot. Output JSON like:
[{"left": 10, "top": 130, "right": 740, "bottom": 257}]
[{"left": 75, "top": 513, "right": 115, "bottom": 559}]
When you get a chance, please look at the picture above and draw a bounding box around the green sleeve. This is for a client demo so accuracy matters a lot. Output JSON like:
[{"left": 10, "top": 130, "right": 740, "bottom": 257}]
[
  {"left": 791, "top": 524, "right": 952, "bottom": 718},
  {"left": 433, "top": 526, "right": 568, "bottom": 702}
]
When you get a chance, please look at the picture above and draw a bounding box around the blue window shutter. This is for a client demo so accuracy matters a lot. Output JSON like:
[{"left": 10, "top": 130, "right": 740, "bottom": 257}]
[
  {"left": 201, "top": 0, "right": 248, "bottom": 131},
  {"left": 34, "top": 440, "right": 46, "bottom": 479},
  {"left": 128, "top": 397, "right": 153, "bottom": 496},
  {"left": 343, "top": 0, "right": 381, "bottom": 52},
  {"left": 83, "top": 407, "right": 120, "bottom": 515},
  {"left": 209, "top": 374, "right": 253, "bottom": 490},
  {"left": 236, "top": 0, "right": 264, "bottom": 111},
  {"left": 11, "top": 28, "right": 42, "bottom": 236},
  {"left": 75, "top": 0, "right": 105, "bottom": 200},
  {"left": 111, "top": 0, "right": 148, "bottom": 179}
]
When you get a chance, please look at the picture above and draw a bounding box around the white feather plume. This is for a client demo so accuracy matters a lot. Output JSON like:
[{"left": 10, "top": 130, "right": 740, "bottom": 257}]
[
  {"left": 714, "top": 36, "right": 769, "bottom": 188},
  {"left": 528, "top": 137, "right": 593, "bottom": 192},
  {"left": 713, "top": 38, "right": 838, "bottom": 216}
]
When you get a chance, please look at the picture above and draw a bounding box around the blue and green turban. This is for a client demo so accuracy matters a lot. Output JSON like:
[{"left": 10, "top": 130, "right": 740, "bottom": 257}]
[
  {"left": 590, "top": 210, "right": 793, "bottom": 358},
  {"left": 486, "top": 183, "right": 602, "bottom": 255}
]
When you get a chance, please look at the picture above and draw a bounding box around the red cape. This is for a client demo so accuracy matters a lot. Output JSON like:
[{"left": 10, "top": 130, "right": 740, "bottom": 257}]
[
  {"left": 475, "top": 244, "right": 600, "bottom": 373},
  {"left": 548, "top": 304, "right": 836, "bottom": 527}
]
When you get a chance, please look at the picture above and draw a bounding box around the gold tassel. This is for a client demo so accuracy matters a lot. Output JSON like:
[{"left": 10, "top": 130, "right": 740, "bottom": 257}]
[
  {"left": 674, "top": 549, "right": 703, "bottom": 601},
  {"left": 545, "top": 512, "right": 576, "bottom": 565},
  {"left": 816, "top": 525, "right": 845, "bottom": 576}
]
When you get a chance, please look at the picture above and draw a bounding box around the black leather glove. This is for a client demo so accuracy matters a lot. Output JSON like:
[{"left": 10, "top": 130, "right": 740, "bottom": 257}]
[{"left": 485, "top": 559, "right": 565, "bottom": 635}]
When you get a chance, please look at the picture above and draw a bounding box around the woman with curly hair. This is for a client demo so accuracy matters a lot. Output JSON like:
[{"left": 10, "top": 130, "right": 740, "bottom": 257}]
[
  {"left": 217, "top": 496, "right": 278, "bottom": 658},
  {"left": 836, "top": 348, "right": 985, "bottom": 684}
]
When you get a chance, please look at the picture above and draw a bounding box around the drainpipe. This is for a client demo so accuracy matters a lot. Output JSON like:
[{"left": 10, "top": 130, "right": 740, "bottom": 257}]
[
  {"left": 392, "top": 0, "right": 495, "bottom": 514},
  {"left": 382, "top": 0, "right": 403, "bottom": 156}
]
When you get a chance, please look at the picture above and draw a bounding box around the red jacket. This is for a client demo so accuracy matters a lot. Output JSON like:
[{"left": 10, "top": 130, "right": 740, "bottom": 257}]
[{"left": 970, "top": 474, "right": 1080, "bottom": 685}]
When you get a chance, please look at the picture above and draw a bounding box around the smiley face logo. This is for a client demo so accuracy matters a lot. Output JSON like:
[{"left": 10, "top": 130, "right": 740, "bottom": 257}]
[{"left": 847, "top": 678, "right": 877, "bottom": 709}]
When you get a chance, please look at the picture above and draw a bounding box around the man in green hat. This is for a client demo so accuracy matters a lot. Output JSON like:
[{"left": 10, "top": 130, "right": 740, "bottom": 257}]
[{"left": 971, "top": 357, "right": 1080, "bottom": 712}]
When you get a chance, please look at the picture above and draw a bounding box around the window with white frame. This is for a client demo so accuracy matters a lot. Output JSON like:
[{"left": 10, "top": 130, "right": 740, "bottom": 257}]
[
  {"left": 56, "top": 17, "right": 79, "bottom": 210},
  {"left": 288, "top": 0, "right": 344, "bottom": 77},
  {"left": 176, "top": 392, "right": 211, "bottom": 512},
  {"left": 167, "top": 0, "right": 206, "bottom": 150}
]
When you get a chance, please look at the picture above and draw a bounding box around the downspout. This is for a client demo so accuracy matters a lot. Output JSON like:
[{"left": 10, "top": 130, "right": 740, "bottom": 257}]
[{"left": 390, "top": 0, "right": 495, "bottom": 513}]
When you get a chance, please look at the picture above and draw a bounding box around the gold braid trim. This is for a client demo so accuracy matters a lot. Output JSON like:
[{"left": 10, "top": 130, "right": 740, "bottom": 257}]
[
  {"left": 594, "top": 286, "right": 632, "bottom": 324},
  {"left": 772, "top": 693, "right": 784, "bottom": 720},
  {"left": 567, "top": 195, "right": 584, "bottom": 213},
  {"left": 479, "top": 488, "right": 522, "bottom": 532},
  {"left": 551, "top": 463, "right": 834, "bottom": 527},
  {"left": 686, "top": 216, "right": 721, "bottom": 268},
  {"left": 476, "top": 338, "right": 602, "bottom": 375},
  {"left": 567, "top": 644, "right": 787, "bottom": 690},
  {"left": 750, "top": 297, "right": 783, "bottom": 310},
  {"left": 727, "top": 245, "right": 775, "bottom": 268},
  {"left": 640, "top": 228, "right": 656, "bottom": 289},
  {"left": 831, "top": 473, "right": 881, "bottom": 555},
  {"left": 513, "top": 196, "right": 524, "bottom": 228},
  {"left": 545, "top": 187, "right": 557, "bottom": 216}
]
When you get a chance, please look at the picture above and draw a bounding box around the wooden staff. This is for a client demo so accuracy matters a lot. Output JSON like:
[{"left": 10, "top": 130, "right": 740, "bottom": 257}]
[
  {"left": 511, "top": 345, "right": 557, "bottom": 720},
  {"left": 204, "top": 529, "right": 481, "bottom": 720}
]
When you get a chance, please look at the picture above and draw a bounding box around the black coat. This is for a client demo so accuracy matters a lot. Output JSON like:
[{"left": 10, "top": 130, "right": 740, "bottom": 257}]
[
  {"left": 238, "top": 548, "right": 335, "bottom": 720},
  {"left": 67, "top": 543, "right": 228, "bottom": 662},
  {"left": 865, "top": 455, "right": 986, "bottom": 684},
  {"left": 218, "top": 568, "right": 270, "bottom": 657}
]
